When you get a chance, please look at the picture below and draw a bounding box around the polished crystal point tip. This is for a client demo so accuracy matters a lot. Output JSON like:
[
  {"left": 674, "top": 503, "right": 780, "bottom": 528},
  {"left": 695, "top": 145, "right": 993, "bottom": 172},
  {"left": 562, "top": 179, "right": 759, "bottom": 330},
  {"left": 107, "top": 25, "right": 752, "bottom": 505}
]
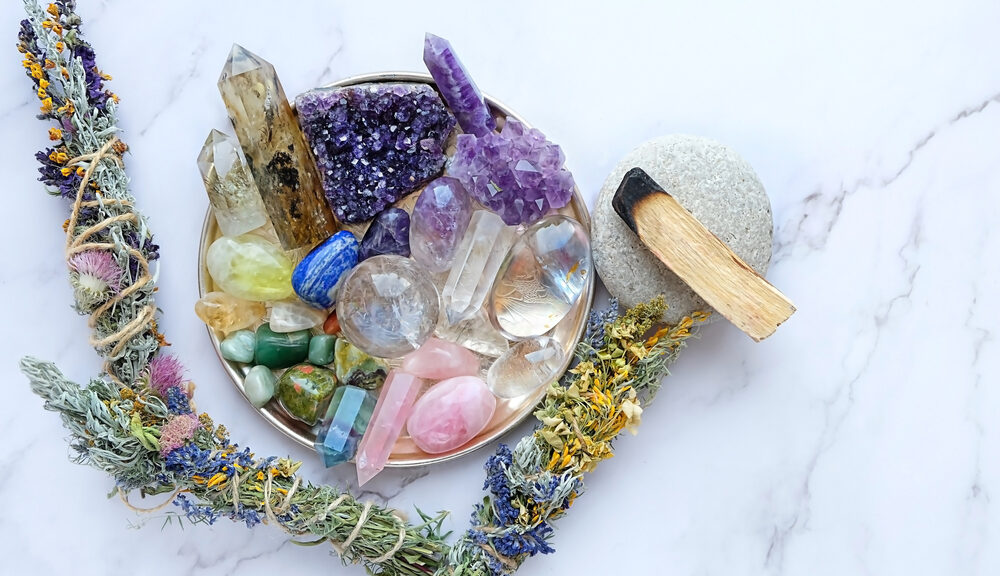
[
  {"left": 219, "top": 44, "right": 266, "bottom": 84},
  {"left": 197, "top": 129, "right": 268, "bottom": 238}
]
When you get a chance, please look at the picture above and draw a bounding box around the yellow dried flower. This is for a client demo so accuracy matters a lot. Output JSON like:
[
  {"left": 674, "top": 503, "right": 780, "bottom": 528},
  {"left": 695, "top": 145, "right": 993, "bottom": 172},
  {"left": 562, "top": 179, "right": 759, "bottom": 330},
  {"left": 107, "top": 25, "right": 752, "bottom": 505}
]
[{"left": 48, "top": 127, "right": 62, "bottom": 141}]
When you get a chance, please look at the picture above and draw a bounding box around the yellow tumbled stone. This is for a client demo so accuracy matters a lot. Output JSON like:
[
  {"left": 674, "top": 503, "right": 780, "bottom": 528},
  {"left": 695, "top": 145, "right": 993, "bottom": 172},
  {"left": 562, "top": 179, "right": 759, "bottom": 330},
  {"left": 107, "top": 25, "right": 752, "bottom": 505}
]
[
  {"left": 206, "top": 234, "right": 294, "bottom": 301},
  {"left": 195, "top": 291, "right": 266, "bottom": 334}
]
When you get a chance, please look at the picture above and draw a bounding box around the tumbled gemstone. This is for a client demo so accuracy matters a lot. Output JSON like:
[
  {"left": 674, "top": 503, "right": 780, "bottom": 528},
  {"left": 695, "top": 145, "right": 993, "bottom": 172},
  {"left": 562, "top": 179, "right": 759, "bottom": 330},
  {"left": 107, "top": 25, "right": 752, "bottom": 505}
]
[
  {"left": 486, "top": 336, "right": 566, "bottom": 398},
  {"left": 276, "top": 363, "right": 338, "bottom": 424},
  {"left": 355, "top": 370, "right": 423, "bottom": 486},
  {"left": 489, "top": 215, "right": 591, "bottom": 339},
  {"left": 359, "top": 208, "right": 411, "bottom": 261},
  {"left": 334, "top": 338, "right": 386, "bottom": 390},
  {"left": 441, "top": 210, "right": 516, "bottom": 324},
  {"left": 409, "top": 176, "right": 473, "bottom": 273},
  {"left": 220, "top": 329, "right": 256, "bottom": 363},
  {"left": 206, "top": 234, "right": 294, "bottom": 302},
  {"left": 197, "top": 129, "right": 269, "bottom": 238},
  {"left": 336, "top": 255, "right": 440, "bottom": 358},
  {"left": 268, "top": 300, "right": 327, "bottom": 333},
  {"left": 434, "top": 307, "right": 508, "bottom": 358},
  {"left": 406, "top": 375, "right": 495, "bottom": 454},
  {"left": 254, "top": 324, "right": 311, "bottom": 369},
  {"left": 422, "top": 33, "right": 496, "bottom": 137},
  {"left": 291, "top": 231, "right": 359, "bottom": 309},
  {"left": 315, "top": 385, "right": 375, "bottom": 468},
  {"left": 295, "top": 83, "right": 456, "bottom": 223},
  {"left": 308, "top": 334, "right": 336, "bottom": 366},
  {"left": 447, "top": 117, "right": 576, "bottom": 225},
  {"left": 195, "top": 291, "right": 265, "bottom": 334},
  {"left": 243, "top": 365, "right": 277, "bottom": 408},
  {"left": 400, "top": 337, "right": 479, "bottom": 380}
]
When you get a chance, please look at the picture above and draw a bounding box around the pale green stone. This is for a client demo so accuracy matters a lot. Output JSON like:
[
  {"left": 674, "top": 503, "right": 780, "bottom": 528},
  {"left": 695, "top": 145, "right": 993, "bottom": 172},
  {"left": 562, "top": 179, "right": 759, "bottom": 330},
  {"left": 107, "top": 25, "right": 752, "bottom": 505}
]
[
  {"left": 220, "top": 329, "right": 256, "bottom": 363},
  {"left": 244, "top": 365, "right": 277, "bottom": 408},
  {"left": 309, "top": 334, "right": 336, "bottom": 366}
]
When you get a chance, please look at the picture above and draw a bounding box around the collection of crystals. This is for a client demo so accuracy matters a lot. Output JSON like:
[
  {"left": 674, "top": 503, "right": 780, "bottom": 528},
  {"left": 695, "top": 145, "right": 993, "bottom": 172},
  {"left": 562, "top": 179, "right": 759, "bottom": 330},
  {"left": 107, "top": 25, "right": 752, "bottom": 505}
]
[{"left": 194, "top": 34, "right": 590, "bottom": 485}]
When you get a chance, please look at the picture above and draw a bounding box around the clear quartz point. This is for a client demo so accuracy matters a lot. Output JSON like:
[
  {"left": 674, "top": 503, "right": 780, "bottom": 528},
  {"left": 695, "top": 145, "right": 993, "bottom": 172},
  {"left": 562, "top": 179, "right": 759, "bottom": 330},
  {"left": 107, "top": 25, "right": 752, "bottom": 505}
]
[
  {"left": 487, "top": 336, "right": 566, "bottom": 398},
  {"left": 197, "top": 129, "right": 268, "bottom": 237},
  {"left": 442, "top": 211, "right": 516, "bottom": 325}
]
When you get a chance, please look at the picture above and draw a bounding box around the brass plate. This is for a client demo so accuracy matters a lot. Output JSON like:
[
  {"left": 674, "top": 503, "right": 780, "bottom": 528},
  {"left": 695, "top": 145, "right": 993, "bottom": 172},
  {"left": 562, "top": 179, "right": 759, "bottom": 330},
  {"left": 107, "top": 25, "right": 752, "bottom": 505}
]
[{"left": 198, "top": 72, "right": 593, "bottom": 467}]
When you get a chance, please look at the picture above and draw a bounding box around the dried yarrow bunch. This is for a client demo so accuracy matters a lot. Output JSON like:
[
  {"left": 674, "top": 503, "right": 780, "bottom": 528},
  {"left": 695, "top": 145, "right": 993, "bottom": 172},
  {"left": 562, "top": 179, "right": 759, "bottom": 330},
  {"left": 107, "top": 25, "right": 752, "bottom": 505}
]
[{"left": 17, "top": 2, "right": 706, "bottom": 575}]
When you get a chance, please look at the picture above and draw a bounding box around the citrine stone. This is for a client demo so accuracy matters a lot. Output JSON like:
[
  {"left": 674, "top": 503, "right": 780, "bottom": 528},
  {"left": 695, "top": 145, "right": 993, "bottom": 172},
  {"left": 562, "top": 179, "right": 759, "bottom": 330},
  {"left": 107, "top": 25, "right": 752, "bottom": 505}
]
[
  {"left": 195, "top": 291, "right": 266, "bottom": 334},
  {"left": 276, "top": 363, "right": 339, "bottom": 424},
  {"left": 218, "top": 44, "right": 338, "bottom": 251},
  {"left": 254, "top": 323, "right": 311, "bottom": 369},
  {"left": 315, "top": 385, "right": 375, "bottom": 467},
  {"left": 206, "top": 234, "right": 294, "bottom": 302},
  {"left": 197, "top": 129, "right": 269, "bottom": 238}
]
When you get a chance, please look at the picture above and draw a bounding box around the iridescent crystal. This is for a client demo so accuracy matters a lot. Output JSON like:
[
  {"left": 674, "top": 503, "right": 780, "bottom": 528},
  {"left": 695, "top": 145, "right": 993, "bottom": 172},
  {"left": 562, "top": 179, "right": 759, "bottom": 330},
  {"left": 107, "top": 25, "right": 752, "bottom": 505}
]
[
  {"left": 489, "top": 215, "right": 591, "bottom": 339},
  {"left": 410, "top": 177, "right": 473, "bottom": 273},
  {"left": 218, "top": 44, "right": 337, "bottom": 250},
  {"left": 315, "top": 385, "right": 376, "bottom": 468},
  {"left": 486, "top": 336, "right": 566, "bottom": 398},
  {"left": 197, "top": 129, "right": 268, "bottom": 237},
  {"left": 355, "top": 370, "right": 423, "bottom": 486},
  {"left": 195, "top": 291, "right": 265, "bottom": 334},
  {"left": 336, "top": 255, "right": 440, "bottom": 358},
  {"left": 441, "top": 210, "right": 515, "bottom": 324}
]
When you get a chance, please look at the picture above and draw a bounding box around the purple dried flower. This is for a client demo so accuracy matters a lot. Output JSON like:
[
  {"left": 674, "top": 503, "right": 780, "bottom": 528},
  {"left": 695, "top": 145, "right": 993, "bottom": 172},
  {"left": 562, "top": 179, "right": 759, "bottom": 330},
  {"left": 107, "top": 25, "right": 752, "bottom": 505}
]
[
  {"left": 158, "top": 413, "right": 201, "bottom": 456},
  {"left": 68, "top": 250, "right": 123, "bottom": 311},
  {"left": 148, "top": 354, "right": 185, "bottom": 397}
]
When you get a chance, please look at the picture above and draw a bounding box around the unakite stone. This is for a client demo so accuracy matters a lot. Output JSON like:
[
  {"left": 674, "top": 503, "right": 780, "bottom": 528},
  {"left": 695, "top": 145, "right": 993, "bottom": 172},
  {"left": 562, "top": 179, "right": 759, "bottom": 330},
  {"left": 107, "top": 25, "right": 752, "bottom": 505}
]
[
  {"left": 244, "top": 365, "right": 277, "bottom": 408},
  {"left": 218, "top": 44, "right": 338, "bottom": 250},
  {"left": 308, "top": 334, "right": 336, "bottom": 366},
  {"left": 254, "top": 324, "right": 310, "bottom": 369},
  {"left": 314, "top": 385, "right": 375, "bottom": 467},
  {"left": 197, "top": 129, "right": 268, "bottom": 238},
  {"left": 195, "top": 291, "right": 265, "bottom": 334},
  {"left": 334, "top": 339, "right": 386, "bottom": 390},
  {"left": 206, "top": 234, "right": 294, "bottom": 302},
  {"left": 220, "top": 329, "right": 255, "bottom": 363},
  {"left": 276, "top": 364, "right": 338, "bottom": 424}
]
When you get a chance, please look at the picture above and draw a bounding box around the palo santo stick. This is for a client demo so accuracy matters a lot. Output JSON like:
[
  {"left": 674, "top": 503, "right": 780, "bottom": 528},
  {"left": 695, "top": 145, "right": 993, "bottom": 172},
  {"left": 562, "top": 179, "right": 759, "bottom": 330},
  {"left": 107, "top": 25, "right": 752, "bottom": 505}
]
[{"left": 612, "top": 167, "right": 795, "bottom": 341}]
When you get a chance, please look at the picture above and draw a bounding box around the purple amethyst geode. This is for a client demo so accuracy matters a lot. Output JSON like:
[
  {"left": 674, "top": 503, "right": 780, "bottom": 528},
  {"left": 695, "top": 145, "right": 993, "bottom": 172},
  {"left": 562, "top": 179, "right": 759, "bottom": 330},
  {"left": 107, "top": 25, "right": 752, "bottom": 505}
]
[
  {"left": 447, "top": 117, "right": 576, "bottom": 226},
  {"left": 296, "top": 83, "right": 457, "bottom": 223}
]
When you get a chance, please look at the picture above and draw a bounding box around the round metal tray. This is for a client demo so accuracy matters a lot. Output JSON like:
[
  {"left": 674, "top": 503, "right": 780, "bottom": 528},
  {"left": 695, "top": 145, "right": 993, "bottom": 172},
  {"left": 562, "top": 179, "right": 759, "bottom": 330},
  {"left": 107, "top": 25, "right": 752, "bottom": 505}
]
[{"left": 198, "top": 72, "right": 594, "bottom": 467}]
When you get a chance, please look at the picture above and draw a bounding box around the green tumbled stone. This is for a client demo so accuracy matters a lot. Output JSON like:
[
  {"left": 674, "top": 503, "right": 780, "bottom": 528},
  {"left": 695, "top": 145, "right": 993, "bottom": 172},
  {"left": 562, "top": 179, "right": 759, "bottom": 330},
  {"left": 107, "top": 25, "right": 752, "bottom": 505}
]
[
  {"left": 276, "top": 364, "right": 338, "bottom": 424},
  {"left": 334, "top": 338, "right": 386, "bottom": 390},
  {"left": 254, "top": 324, "right": 311, "bottom": 369},
  {"left": 308, "top": 334, "right": 337, "bottom": 366},
  {"left": 220, "top": 329, "right": 256, "bottom": 363},
  {"left": 244, "top": 365, "right": 277, "bottom": 408}
]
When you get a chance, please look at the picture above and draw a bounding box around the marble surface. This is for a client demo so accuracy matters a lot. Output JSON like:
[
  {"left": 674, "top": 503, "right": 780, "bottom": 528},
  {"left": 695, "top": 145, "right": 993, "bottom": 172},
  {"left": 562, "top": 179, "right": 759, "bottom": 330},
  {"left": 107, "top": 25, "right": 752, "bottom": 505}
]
[{"left": 2, "top": 0, "right": 999, "bottom": 574}]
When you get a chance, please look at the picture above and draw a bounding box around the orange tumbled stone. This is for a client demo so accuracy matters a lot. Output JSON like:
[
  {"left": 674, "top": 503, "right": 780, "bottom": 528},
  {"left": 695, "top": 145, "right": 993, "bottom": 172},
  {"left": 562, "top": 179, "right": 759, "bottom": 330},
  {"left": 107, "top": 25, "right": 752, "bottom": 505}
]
[{"left": 323, "top": 311, "right": 341, "bottom": 335}]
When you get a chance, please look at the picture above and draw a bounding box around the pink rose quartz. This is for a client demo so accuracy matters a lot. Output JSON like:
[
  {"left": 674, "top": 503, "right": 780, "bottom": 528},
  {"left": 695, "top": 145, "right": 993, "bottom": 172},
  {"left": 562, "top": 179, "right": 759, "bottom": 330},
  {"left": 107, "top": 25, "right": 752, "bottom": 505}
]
[
  {"left": 355, "top": 370, "right": 423, "bottom": 486},
  {"left": 400, "top": 337, "right": 480, "bottom": 380},
  {"left": 406, "top": 375, "right": 496, "bottom": 454}
]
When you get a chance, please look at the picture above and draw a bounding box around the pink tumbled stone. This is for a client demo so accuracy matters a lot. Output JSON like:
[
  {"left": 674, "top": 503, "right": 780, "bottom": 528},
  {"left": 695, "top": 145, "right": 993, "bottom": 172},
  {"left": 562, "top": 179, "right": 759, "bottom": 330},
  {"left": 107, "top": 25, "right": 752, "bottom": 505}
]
[
  {"left": 400, "top": 337, "right": 480, "bottom": 380},
  {"left": 406, "top": 375, "right": 496, "bottom": 454},
  {"left": 355, "top": 370, "right": 423, "bottom": 486}
]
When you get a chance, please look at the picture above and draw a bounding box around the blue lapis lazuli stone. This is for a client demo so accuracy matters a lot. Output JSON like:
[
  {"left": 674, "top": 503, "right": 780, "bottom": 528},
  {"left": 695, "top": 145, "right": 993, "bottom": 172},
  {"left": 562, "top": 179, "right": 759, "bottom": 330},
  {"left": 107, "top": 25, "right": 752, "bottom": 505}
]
[
  {"left": 292, "top": 231, "right": 359, "bottom": 309},
  {"left": 314, "top": 385, "right": 375, "bottom": 468}
]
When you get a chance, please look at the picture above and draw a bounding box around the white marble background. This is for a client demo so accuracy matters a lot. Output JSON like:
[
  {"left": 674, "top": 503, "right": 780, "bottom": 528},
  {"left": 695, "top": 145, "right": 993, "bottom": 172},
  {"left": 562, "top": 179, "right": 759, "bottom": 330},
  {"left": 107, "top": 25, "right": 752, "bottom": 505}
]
[{"left": 1, "top": 0, "right": 998, "bottom": 574}]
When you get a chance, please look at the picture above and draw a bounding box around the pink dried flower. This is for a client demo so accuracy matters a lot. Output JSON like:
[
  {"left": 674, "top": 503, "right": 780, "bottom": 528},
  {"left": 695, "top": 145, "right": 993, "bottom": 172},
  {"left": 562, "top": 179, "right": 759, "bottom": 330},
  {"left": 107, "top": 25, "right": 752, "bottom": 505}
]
[
  {"left": 158, "top": 413, "right": 201, "bottom": 456},
  {"left": 68, "top": 250, "right": 123, "bottom": 311},
  {"left": 148, "top": 353, "right": 185, "bottom": 396}
]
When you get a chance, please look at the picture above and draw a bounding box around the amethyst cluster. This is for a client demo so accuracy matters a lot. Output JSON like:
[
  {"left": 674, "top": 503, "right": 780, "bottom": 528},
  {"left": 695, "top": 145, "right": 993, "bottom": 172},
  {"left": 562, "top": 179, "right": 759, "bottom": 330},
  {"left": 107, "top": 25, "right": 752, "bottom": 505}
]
[
  {"left": 296, "top": 83, "right": 456, "bottom": 223},
  {"left": 448, "top": 117, "right": 576, "bottom": 226}
]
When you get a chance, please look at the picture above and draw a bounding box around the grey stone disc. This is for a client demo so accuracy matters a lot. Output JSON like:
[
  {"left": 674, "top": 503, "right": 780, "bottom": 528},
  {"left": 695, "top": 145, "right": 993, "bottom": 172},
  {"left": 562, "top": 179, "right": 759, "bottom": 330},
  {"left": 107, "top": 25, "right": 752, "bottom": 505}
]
[{"left": 592, "top": 135, "right": 773, "bottom": 324}]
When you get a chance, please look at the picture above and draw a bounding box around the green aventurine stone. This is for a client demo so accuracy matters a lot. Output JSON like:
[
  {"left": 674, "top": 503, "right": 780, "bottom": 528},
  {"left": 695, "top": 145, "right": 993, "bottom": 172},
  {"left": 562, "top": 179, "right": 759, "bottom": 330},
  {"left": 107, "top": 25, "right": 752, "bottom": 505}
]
[
  {"left": 334, "top": 338, "right": 387, "bottom": 390},
  {"left": 276, "top": 364, "right": 338, "bottom": 424},
  {"left": 308, "top": 334, "right": 336, "bottom": 366},
  {"left": 244, "top": 365, "right": 277, "bottom": 408},
  {"left": 254, "top": 324, "right": 311, "bottom": 369},
  {"left": 220, "top": 329, "right": 256, "bottom": 363}
]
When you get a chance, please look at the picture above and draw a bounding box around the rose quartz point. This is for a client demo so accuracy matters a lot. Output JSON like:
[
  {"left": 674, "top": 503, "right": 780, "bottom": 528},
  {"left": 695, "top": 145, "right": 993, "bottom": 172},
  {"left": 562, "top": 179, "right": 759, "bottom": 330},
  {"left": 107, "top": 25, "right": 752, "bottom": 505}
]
[
  {"left": 406, "top": 375, "right": 496, "bottom": 454},
  {"left": 355, "top": 370, "right": 423, "bottom": 486},
  {"left": 400, "top": 337, "right": 480, "bottom": 380}
]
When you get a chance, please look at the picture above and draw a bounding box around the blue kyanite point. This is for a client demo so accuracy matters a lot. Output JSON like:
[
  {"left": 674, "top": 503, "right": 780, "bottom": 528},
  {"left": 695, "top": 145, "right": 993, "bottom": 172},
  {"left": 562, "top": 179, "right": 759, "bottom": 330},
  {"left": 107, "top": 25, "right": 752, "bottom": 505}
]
[
  {"left": 359, "top": 207, "right": 411, "bottom": 261},
  {"left": 296, "top": 83, "right": 457, "bottom": 223},
  {"left": 314, "top": 385, "right": 375, "bottom": 468},
  {"left": 292, "top": 230, "right": 359, "bottom": 309}
]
